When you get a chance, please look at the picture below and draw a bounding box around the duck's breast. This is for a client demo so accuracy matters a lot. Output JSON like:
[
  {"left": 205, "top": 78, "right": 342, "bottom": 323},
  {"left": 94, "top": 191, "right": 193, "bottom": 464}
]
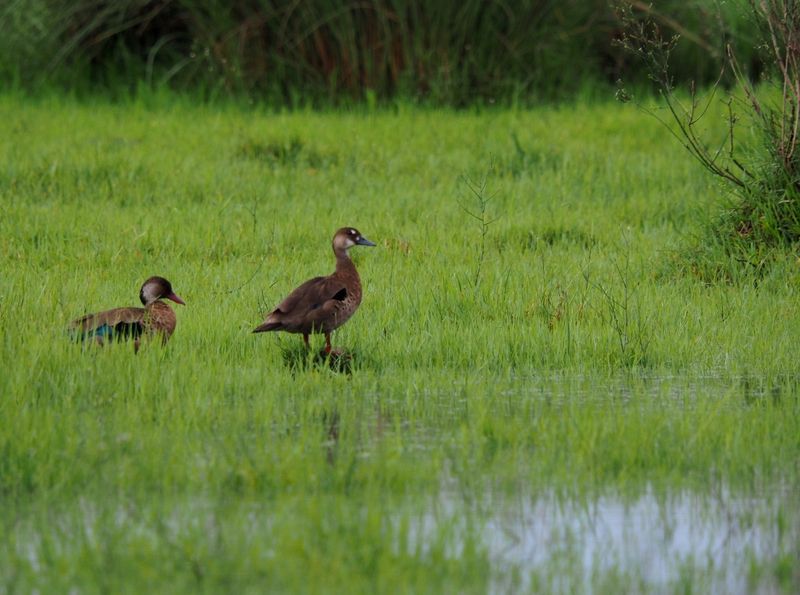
[{"left": 146, "top": 301, "right": 177, "bottom": 341}]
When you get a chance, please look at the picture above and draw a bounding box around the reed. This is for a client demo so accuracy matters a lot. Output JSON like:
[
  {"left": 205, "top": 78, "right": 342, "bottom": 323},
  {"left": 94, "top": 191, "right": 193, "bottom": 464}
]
[{"left": 1, "top": 0, "right": 757, "bottom": 104}]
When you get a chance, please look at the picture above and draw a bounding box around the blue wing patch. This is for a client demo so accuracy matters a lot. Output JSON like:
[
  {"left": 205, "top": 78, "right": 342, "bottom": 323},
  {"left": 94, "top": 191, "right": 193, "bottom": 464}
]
[
  {"left": 93, "top": 324, "right": 115, "bottom": 339},
  {"left": 72, "top": 322, "right": 143, "bottom": 343}
]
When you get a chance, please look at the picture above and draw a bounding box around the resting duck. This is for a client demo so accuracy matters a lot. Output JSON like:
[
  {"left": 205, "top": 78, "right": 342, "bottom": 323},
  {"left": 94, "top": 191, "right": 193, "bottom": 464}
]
[
  {"left": 70, "top": 276, "right": 185, "bottom": 351},
  {"left": 253, "top": 227, "right": 375, "bottom": 353}
]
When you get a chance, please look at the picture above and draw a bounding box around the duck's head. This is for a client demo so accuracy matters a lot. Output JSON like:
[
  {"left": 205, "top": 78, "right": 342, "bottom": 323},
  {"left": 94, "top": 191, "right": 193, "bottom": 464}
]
[
  {"left": 139, "top": 276, "right": 186, "bottom": 306},
  {"left": 332, "top": 227, "right": 376, "bottom": 255}
]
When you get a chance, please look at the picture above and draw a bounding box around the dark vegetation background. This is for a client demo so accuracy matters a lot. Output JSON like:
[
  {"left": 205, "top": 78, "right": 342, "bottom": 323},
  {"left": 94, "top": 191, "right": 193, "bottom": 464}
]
[{"left": 1, "top": 0, "right": 759, "bottom": 105}]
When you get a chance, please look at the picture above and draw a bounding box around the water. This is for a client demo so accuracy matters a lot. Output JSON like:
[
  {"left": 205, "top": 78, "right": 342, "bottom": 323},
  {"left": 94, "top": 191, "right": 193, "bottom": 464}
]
[
  {"left": 416, "top": 482, "right": 798, "bottom": 593},
  {"left": 9, "top": 482, "right": 796, "bottom": 593},
  {"left": 6, "top": 372, "right": 797, "bottom": 592}
]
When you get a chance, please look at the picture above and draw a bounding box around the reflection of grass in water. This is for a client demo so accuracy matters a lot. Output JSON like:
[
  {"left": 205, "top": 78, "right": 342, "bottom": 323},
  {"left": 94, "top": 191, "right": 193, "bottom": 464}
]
[
  {"left": 9, "top": 484, "right": 794, "bottom": 593},
  {"left": 1, "top": 94, "right": 799, "bottom": 593}
]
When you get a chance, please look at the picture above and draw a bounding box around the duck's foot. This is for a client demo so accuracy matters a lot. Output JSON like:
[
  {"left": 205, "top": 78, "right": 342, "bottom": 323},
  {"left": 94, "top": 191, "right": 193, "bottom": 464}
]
[
  {"left": 317, "top": 347, "right": 353, "bottom": 372},
  {"left": 322, "top": 347, "right": 347, "bottom": 357}
]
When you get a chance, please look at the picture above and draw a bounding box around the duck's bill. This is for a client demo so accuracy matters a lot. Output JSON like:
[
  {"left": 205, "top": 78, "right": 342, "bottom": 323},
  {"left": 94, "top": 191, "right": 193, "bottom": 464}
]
[
  {"left": 356, "top": 236, "right": 376, "bottom": 247},
  {"left": 167, "top": 293, "right": 186, "bottom": 305}
]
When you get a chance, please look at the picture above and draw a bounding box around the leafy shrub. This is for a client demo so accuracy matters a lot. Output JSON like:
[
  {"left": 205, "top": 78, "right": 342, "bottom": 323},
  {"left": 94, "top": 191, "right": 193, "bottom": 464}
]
[{"left": 618, "top": 0, "right": 800, "bottom": 280}]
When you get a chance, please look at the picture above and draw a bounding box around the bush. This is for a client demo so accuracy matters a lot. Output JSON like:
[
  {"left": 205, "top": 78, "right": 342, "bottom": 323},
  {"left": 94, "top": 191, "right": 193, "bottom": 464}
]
[{"left": 618, "top": 0, "right": 800, "bottom": 281}]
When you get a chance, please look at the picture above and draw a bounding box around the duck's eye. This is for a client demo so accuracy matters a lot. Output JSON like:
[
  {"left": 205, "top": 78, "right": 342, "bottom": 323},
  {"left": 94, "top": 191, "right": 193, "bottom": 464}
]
[{"left": 349, "top": 229, "right": 356, "bottom": 235}]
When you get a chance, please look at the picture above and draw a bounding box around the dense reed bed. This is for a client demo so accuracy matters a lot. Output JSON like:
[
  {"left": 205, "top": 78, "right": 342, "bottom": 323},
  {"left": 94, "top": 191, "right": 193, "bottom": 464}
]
[{"left": 1, "top": 1, "right": 757, "bottom": 103}]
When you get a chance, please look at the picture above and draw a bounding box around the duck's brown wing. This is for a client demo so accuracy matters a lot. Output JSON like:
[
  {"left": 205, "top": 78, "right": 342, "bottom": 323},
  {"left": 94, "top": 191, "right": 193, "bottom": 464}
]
[
  {"left": 253, "top": 276, "right": 348, "bottom": 333},
  {"left": 70, "top": 307, "right": 146, "bottom": 342}
]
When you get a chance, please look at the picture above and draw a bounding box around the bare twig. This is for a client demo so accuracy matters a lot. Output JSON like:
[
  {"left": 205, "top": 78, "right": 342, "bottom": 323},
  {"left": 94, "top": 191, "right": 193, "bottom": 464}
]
[{"left": 459, "top": 166, "right": 498, "bottom": 289}]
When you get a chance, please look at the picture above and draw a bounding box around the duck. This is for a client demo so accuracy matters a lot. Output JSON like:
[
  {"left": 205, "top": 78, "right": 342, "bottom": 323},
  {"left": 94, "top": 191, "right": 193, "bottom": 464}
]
[
  {"left": 70, "top": 276, "right": 185, "bottom": 351},
  {"left": 253, "top": 227, "right": 375, "bottom": 353}
]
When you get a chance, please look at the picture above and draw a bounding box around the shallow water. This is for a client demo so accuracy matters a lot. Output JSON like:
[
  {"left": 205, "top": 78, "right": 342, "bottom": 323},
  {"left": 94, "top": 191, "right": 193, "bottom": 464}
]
[
  {"left": 414, "top": 482, "right": 798, "bottom": 593},
  {"left": 355, "top": 374, "right": 799, "bottom": 591},
  {"left": 514, "top": 490, "right": 791, "bottom": 591},
  {"left": 4, "top": 371, "right": 797, "bottom": 592},
  {"left": 7, "top": 478, "right": 797, "bottom": 593}
]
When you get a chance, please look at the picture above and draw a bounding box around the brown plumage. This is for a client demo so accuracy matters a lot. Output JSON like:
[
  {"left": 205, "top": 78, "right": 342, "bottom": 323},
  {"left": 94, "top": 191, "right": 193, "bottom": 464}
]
[
  {"left": 70, "top": 276, "right": 185, "bottom": 351},
  {"left": 253, "top": 227, "right": 376, "bottom": 353}
]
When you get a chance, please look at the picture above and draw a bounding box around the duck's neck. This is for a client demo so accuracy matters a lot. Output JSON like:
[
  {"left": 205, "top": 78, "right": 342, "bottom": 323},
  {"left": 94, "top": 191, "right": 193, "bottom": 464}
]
[{"left": 334, "top": 249, "right": 358, "bottom": 277}]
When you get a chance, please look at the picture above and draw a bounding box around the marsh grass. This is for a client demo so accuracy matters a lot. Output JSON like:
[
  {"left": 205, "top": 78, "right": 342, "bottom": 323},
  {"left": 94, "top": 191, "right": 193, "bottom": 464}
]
[{"left": 0, "top": 93, "right": 799, "bottom": 592}]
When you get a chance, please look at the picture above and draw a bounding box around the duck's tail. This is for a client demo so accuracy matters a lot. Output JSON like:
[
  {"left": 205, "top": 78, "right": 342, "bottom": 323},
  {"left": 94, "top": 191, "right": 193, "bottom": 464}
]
[{"left": 252, "top": 321, "right": 282, "bottom": 333}]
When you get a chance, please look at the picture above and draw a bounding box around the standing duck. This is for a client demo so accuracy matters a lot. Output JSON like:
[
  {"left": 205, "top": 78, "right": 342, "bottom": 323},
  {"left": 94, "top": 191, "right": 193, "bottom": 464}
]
[
  {"left": 253, "top": 227, "right": 375, "bottom": 353},
  {"left": 70, "top": 276, "right": 185, "bottom": 351}
]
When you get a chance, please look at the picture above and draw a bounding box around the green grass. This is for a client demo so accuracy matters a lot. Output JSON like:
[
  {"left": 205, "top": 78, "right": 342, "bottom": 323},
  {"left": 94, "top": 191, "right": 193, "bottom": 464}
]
[{"left": 0, "top": 92, "right": 799, "bottom": 593}]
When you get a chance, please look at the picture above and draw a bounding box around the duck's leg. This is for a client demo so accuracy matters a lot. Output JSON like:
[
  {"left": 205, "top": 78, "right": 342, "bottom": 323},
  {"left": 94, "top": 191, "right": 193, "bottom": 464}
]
[
  {"left": 303, "top": 333, "right": 310, "bottom": 349},
  {"left": 324, "top": 333, "right": 332, "bottom": 355}
]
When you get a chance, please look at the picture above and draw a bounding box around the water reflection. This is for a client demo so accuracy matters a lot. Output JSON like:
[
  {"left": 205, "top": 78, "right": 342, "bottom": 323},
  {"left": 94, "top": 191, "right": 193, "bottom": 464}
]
[{"left": 421, "top": 484, "right": 798, "bottom": 593}]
